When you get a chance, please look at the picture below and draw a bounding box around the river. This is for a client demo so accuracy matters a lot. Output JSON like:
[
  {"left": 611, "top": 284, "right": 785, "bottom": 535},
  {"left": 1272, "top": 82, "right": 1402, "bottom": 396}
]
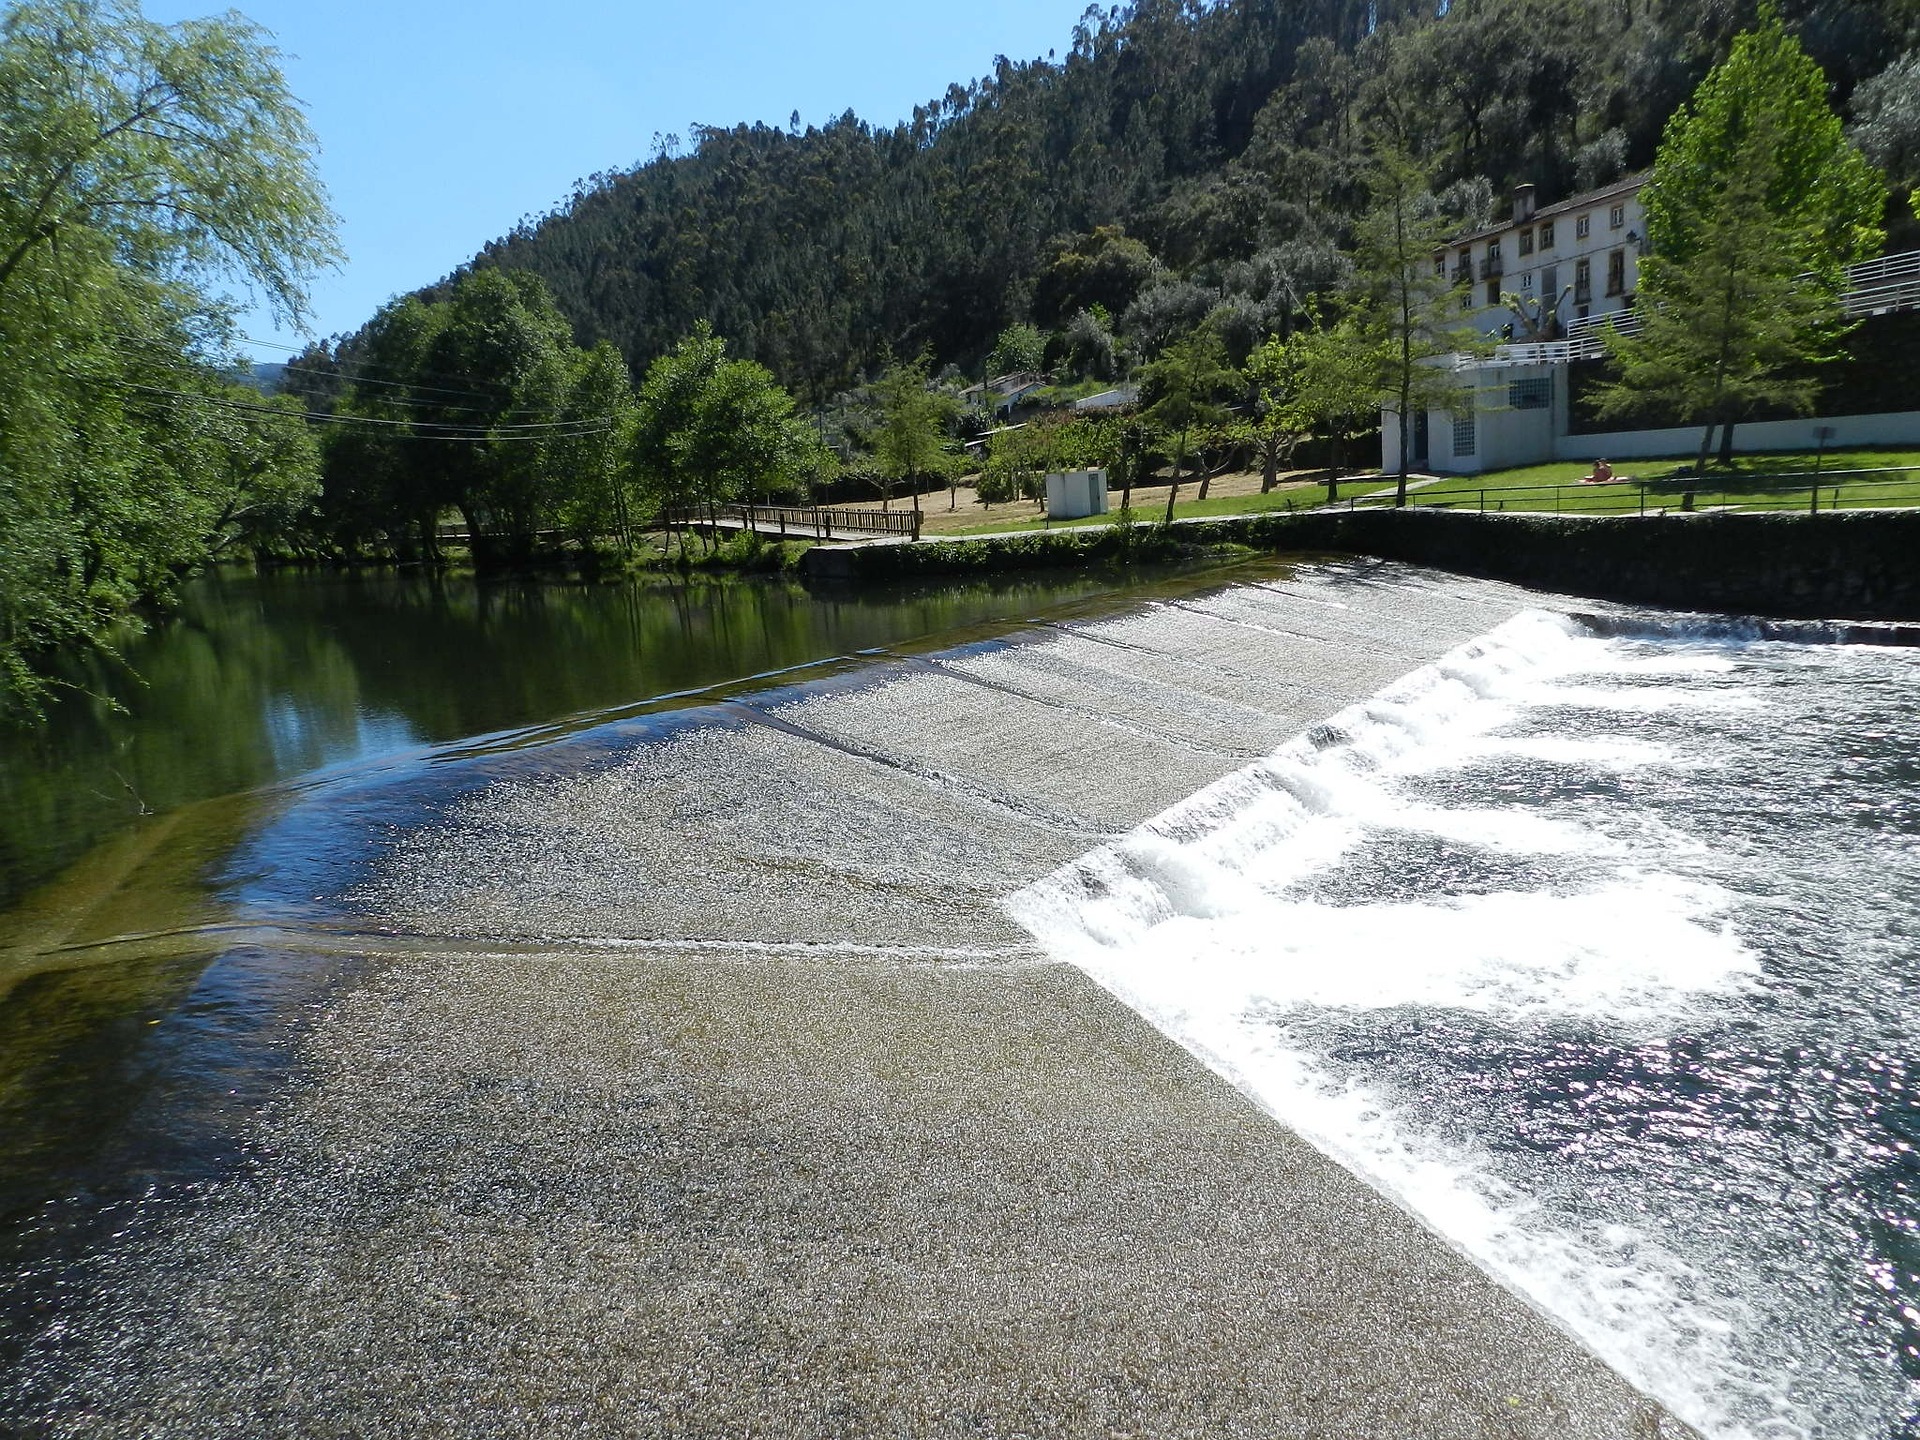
[
  {"left": 4, "top": 560, "right": 1917, "bottom": 1437},
  {"left": 1, "top": 564, "right": 1231, "bottom": 915}
]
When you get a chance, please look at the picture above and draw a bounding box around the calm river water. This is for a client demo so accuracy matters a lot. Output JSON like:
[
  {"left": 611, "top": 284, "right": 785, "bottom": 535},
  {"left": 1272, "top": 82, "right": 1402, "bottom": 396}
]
[{"left": 0, "top": 564, "right": 1242, "bottom": 916}]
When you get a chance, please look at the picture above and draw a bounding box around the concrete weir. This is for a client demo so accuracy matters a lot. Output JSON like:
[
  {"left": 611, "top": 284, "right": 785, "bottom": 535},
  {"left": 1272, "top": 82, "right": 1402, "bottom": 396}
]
[{"left": 5, "top": 561, "right": 1695, "bottom": 1438}]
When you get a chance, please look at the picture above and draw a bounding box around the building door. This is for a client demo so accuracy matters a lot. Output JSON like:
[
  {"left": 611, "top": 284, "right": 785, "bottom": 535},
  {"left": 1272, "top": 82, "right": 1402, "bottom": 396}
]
[{"left": 1413, "top": 410, "right": 1430, "bottom": 467}]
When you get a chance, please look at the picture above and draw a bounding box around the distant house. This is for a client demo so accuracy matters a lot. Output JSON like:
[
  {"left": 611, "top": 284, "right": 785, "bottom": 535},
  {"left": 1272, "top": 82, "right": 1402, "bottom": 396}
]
[
  {"left": 1073, "top": 383, "right": 1139, "bottom": 413},
  {"left": 1446, "top": 175, "right": 1649, "bottom": 344},
  {"left": 960, "top": 370, "right": 1048, "bottom": 418},
  {"left": 1382, "top": 175, "right": 1920, "bottom": 474}
]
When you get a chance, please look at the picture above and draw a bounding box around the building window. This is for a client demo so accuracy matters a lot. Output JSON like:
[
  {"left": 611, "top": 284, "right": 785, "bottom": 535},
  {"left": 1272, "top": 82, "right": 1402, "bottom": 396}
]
[
  {"left": 1538, "top": 220, "right": 1555, "bottom": 249},
  {"left": 1434, "top": 255, "right": 1447, "bottom": 277},
  {"left": 1610, "top": 204, "right": 1625, "bottom": 229},
  {"left": 1574, "top": 257, "right": 1592, "bottom": 302},
  {"left": 1452, "top": 415, "right": 1477, "bottom": 456},
  {"left": 1509, "top": 377, "right": 1551, "bottom": 410},
  {"left": 1517, "top": 227, "right": 1534, "bottom": 257},
  {"left": 1486, "top": 278, "right": 1501, "bottom": 305},
  {"left": 1606, "top": 249, "right": 1626, "bottom": 296},
  {"left": 1576, "top": 214, "right": 1591, "bottom": 239},
  {"left": 1487, "top": 238, "right": 1502, "bottom": 262},
  {"left": 1542, "top": 265, "right": 1559, "bottom": 301},
  {"left": 1520, "top": 271, "right": 1534, "bottom": 291}
]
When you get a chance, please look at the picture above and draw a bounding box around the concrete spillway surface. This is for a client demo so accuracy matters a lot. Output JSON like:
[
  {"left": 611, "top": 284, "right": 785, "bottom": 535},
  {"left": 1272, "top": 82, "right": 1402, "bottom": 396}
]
[{"left": 1, "top": 561, "right": 1692, "bottom": 1437}]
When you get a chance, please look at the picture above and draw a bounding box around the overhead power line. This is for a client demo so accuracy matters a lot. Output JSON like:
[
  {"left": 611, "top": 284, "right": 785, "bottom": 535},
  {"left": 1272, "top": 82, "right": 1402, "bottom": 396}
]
[
  {"left": 110, "top": 331, "right": 550, "bottom": 415},
  {"left": 106, "top": 379, "right": 617, "bottom": 442},
  {"left": 235, "top": 333, "right": 546, "bottom": 404}
]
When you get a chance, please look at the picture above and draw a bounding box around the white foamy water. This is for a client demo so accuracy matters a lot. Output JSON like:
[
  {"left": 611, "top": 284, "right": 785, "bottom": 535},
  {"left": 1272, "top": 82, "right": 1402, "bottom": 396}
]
[{"left": 1008, "top": 609, "right": 1920, "bottom": 1440}]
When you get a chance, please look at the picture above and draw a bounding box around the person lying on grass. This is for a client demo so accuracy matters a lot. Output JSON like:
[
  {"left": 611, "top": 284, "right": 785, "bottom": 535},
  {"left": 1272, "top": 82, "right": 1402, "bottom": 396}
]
[{"left": 1578, "top": 458, "right": 1635, "bottom": 484}]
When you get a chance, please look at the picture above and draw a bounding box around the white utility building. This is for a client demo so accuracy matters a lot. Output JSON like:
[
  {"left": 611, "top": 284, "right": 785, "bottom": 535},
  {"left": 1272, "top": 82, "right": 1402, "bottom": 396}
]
[{"left": 1045, "top": 469, "right": 1110, "bottom": 520}]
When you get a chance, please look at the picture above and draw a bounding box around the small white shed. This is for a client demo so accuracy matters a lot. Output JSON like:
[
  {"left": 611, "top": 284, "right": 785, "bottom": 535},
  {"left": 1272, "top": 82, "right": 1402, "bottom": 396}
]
[{"left": 1045, "top": 469, "right": 1110, "bottom": 520}]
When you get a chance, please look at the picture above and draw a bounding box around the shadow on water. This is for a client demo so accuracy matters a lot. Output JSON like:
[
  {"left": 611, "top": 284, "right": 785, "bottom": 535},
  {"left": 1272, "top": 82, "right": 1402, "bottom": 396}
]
[{"left": 0, "top": 555, "right": 1305, "bottom": 1382}]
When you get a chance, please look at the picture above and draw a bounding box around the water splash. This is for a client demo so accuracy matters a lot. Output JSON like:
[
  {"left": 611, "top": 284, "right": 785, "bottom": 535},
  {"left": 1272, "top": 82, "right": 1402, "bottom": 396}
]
[{"left": 1008, "top": 609, "right": 1920, "bottom": 1439}]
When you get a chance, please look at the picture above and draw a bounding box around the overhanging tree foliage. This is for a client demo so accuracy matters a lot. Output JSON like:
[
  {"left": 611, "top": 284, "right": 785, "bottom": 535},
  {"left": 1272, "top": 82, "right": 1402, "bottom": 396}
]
[
  {"left": 0, "top": 0, "right": 339, "bottom": 718},
  {"left": 0, "top": 0, "right": 338, "bottom": 314}
]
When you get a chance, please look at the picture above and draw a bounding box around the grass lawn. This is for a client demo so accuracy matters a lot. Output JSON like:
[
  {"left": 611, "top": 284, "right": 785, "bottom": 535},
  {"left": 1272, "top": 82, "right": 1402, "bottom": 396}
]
[
  {"left": 947, "top": 482, "right": 1335, "bottom": 535},
  {"left": 1361, "top": 448, "right": 1920, "bottom": 515},
  {"left": 933, "top": 447, "right": 1920, "bottom": 536}
]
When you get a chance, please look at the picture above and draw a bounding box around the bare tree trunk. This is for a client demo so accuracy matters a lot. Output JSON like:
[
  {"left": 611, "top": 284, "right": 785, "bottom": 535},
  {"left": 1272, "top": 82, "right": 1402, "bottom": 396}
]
[
  {"left": 1395, "top": 419, "right": 1411, "bottom": 505},
  {"left": 1163, "top": 436, "right": 1185, "bottom": 525}
]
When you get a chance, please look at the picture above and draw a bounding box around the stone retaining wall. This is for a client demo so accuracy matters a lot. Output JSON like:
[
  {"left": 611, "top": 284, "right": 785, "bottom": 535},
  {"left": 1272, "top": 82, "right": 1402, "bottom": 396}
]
[{"left": 804, "top": 509, "right": 1920, "bottom": 620}]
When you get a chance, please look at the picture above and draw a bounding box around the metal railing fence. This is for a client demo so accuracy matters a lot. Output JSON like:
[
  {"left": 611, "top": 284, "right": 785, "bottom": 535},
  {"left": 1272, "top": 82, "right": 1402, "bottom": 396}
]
[{"left": 1344, "top": 465, "right": 1920, "bottom": 517}]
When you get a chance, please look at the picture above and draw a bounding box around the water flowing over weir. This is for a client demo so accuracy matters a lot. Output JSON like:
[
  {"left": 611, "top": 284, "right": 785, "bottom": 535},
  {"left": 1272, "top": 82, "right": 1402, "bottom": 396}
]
[
  {"left": 1010, "top": 609, "right": 1920, "bottom": 1440},
  {"left": 3, "top": 560, "right": 1768, "bottom": 1439}
]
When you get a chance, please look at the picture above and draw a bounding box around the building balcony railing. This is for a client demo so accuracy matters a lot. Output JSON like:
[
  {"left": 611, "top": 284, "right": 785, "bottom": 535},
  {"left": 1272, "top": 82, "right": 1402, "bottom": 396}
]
[
  {"left": 1479, "top": 256, "right": 1504, "bottom": 281},
  {"left": 1470, "top": 246, "right": 1920, "bottom": 370},
  {"left": 1562, "top": 310, "right": 1642, "bottom": 358},
  {"left": 1844, "top": 249, "right": 1920, "bottom": 317},
  {"left": 1451, "top": 265, "right": 1472, "bottom": 287}
]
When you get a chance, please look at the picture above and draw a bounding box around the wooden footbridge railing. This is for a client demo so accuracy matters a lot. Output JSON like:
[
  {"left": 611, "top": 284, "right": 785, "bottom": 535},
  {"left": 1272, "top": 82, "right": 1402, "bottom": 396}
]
[{"left": 669, "top": 504, "right": 922, "bottom": 542}]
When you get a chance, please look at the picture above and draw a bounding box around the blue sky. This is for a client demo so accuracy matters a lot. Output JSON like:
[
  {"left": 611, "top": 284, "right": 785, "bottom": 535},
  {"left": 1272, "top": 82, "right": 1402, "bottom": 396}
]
[{"left": 141, "top": 1, "right": 1100, "bottom": 358}]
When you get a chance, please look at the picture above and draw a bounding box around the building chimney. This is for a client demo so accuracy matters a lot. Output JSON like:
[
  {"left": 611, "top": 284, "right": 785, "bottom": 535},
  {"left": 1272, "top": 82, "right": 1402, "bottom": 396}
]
[{"left": 1513, "top": 184, "right": 1537, "bottom": 223}]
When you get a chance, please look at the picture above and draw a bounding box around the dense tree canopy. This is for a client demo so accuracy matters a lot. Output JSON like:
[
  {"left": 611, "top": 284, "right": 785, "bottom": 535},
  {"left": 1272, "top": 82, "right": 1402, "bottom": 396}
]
[
  {"left": 1641, "top": 4, "right": 1886, "bottom": 282},
  {"left": 630, "top": 322, "right": 827, "bottom": 539},
  {"left": 311, "top": 270, "right": 611, "bottom": 563},
  {"left": 1850, "top": 50, "right": 1920, "bottom": 197},
  {"left": 414, "top": 0, "right": 1913, "bottom": 398}
]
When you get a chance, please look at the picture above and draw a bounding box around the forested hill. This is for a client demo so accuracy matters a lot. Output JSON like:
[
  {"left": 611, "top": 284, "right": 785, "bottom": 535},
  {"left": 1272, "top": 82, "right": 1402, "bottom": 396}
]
[{"left": 437, "top": 0, "right": 1915, "bottom": 398}]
